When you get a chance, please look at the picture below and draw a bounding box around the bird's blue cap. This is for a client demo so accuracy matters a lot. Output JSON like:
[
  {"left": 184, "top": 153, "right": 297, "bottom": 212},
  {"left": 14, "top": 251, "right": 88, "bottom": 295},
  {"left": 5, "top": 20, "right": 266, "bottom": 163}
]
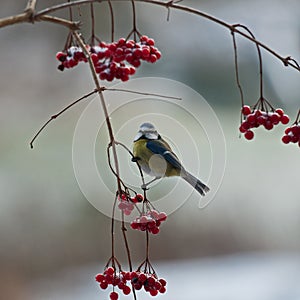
[{"left": 134, "top": 122, "right": 159, "bottom": 141}]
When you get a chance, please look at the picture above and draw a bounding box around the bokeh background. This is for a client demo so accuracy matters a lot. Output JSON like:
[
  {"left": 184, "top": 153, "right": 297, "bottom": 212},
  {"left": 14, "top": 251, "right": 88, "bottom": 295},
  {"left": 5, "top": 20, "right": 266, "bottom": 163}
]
[{"left": 0, "top": 1, "right": 299, "bottom": 299}]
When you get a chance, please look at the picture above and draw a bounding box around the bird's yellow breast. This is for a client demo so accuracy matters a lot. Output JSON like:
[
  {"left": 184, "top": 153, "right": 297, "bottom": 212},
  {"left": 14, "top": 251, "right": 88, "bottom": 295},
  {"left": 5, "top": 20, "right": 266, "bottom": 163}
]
[{"left": 133, "top": 139, "right": 180, "bottom": 177}]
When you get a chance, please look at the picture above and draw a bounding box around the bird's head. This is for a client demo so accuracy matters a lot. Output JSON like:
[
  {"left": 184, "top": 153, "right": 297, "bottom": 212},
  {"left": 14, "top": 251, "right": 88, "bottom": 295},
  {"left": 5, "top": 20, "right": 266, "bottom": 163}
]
[{"left": 134, "top": 122, "right": 160, "bottom": 141}]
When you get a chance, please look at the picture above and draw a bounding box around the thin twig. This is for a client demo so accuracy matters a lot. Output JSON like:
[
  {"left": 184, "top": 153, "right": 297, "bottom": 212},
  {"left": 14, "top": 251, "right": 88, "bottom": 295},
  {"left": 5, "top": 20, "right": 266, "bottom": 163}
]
[
  {"left": 25, "top": 0, "right": 37, "bottom": 14},
  {"left": 35, "top": 0, "right": 99, "bottom": 17},
  {"left": 121, "top": 213, "right": 133, "bottom": 271},
  {"left": 131, "top": 0, "right": 138, "bottom": 40},
  {"left": 29, "top": 89, "right": 97, "bottom": 148},
  {"left": 103, "top": 87, "right": 182, "bottom": 100},
  {"left": 90, "top": 3, "right": 95, "bottom": 45},
  {"left": 38, "top": 15, "right": 80, "bottom": 30},
  {"left": 107, "top": 0, "right": 115, "bottom": 42},
  {"left": 68, "top": 0, "right": 73, "bottom": 21},
  {"left": 231, "top": 31, "right": 244, "bottom": 107},
  {"left": 111, "top": 194, "right": 118, "bottom": 259},
  {"left": 234, "top": 24, "right": 264, "bottom": 100}
]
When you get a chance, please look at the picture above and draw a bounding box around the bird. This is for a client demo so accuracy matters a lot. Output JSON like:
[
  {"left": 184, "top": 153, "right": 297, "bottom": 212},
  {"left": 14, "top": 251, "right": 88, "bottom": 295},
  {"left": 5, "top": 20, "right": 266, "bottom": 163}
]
[{"left": 132, "top": 122, "right": 210, "bottom": 196}]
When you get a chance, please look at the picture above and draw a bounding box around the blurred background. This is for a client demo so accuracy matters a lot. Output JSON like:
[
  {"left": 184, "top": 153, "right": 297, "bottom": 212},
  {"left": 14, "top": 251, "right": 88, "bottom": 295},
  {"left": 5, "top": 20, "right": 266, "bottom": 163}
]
[{"left": 0, "top": 1, "right": 299, "bottom": 299}]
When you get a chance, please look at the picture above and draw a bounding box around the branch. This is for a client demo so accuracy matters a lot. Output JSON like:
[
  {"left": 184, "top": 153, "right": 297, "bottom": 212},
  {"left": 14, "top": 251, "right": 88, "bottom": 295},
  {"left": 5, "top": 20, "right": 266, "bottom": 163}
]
[
  {"left": 30, "top": 89, "right": 97, "bottom": 148},
  {"left": 25, "top": 0, "right": 37, "bottom": 14},
  {"left": 37, "top": 15, "right": 80, "bottom": 30},
  {"left": 0, "top": 12, "right": 32, "bottom": 28},
  {"left": 35, "top": 0, "right": 101, "bottom": 18},
  {"left": 72, "top": 31, "right": 123, "bottom": 193},
  {"left": 0, "top": 11, "right": 80, "bottom": 30},
  {"left": 32, "top": 0, "right": 299, "bottom": 72}
]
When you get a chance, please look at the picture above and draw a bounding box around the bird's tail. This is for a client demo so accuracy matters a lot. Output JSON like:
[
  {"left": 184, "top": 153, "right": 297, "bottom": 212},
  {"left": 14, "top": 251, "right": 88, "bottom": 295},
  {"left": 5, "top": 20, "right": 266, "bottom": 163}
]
[{"left": 182, "top": 170, "right": 210, "bottom": 196}]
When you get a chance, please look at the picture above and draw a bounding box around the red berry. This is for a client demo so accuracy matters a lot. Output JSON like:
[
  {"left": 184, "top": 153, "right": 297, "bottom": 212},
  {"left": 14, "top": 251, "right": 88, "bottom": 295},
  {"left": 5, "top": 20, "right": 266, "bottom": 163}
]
[
  {"left": 241, "top": 105, "right": 251, "bottom": 116},
  {"left": 131, "top": 59, "right": 141, "bottom": 67},
  {"left": 149, "top": 54, "right": 157, "bottom": 63},
  {"left": 95, "top": 273, "right": 105, "bottom": 282},
  {"left": 130, "top": 196, "right": 138, "bottom": 203},
  {"left": 151, "top": 226, "right": 160, "bottom": 234},
  {"left": 159, "top": 286, "right": 167, "bottom": 293},
  {"left": 56, "top": 51, "right": 67, "bottom": 62},
  {"left": 154, "top": 50, "right": 162, "bottom": 59},
  {"left": 91, "top": 53, "right": 98, "bottom": 64},
  {"left": 147, "top": 277, "right": 156, "bottom": 286},
  {"left": 135, "top": 194, "right": 144, "bottom": 202},
  {"left": 150, "top": 289, "right": 158, "bottom": 296},
  {"left": 254, "top": 110, "right": 262, "bottom": 117},
  {"left": 105, "top": 267, "right": 115, "bottom": 276},
  {"left": 110, "top": 291, "right": 119, "bottom": 300},
  {"left": 159, "top": 278, "right": 167, "bottom": 286},
  {"left": 117, "top": 38, "right": 126, "bottom": 46},
  {"left": 239, "top": 125, "right": 247, "bottom": 133},
  {"left": 150, "top": 209, "right": 159, "bottom": 219},
  {"left": 140, "top": 35, "right": 149, "bottom": 42},
  {"left": 109, "top": 43, "right": 117, "bottom": 51},
  {"left": 291, "top": 135, "right": 299, "bottom": 143},
  {"left": 280, "top": 114, "right": 290, "bottom": 124},
  {"left": 291, "top": 125, "right": 300, "bottom": 136},
  {"left": 57, "top": 64, "right": 65, "bottom": 71},
  {"left": 124, "top": 272, "right": 131, "bottom": 281},
  {"left": 284, "top": 127, "right": 291, "bottom": 134},
  {"left": 126, "top": 40, "right": 135, "bottom": 48},
  {"left": 147, "top": 219, "right": 156, "bottom": 229},
  {"left": 244, "top": 130, "right": 254, "bottom": 140},
  {"left": 147, "top": 38, "right": 155, "bottom": 46},
  {"left": 246, "top": 114, "right": 256, "bottom": 124},
  {"left": 130, "top": 272, "right": 138, "bottom": 280},
  {"left": 282, "top": 135, "right": 291, "bottom": 144},
  {"left": 130, "top": 221, "right": 139, "bottom": 229},
  {"left": 138, "top": 273, "right": 147, "bottom": 283},
  {"left": 158, "top": 212, "right": 167, "bottom": 221},
  {"left": 100, "top": 281, "right": 108, "bottom": 289},
  {"left": 133, "top": 48, "right": 142, "bottom": 58},
  {"left": 271, "top": 113, "right": 280, "bottom": 123},
  {"left": 141, "top": 47, "right": 150, "bottom": 58},
  {"left": 123, "top": 285, "right": 131, "bottom": 295},
  {"left": 154, "top": 281, "right": 162, "bottom": 290},
  {"left": 140, "top": 215, "right": 148, "bottom": 224},
  {"left": 129, "top": 67, "right": 136, "bottom": 75},
  {"left": 257, "top": 116, "right": 266, "bottom": 125},
  {"left": 264, "top": 121, "right": 273, "bottom": 130},
  {"left": 275, "top": 108, "right": 284, "bottom": 116}
]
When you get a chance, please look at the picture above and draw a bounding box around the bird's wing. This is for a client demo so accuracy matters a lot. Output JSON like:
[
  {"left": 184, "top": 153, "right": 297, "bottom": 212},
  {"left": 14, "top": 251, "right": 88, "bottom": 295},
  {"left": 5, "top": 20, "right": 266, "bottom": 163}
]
[{"left": 146, "top": 139, "right": 182, "bottom": 170}]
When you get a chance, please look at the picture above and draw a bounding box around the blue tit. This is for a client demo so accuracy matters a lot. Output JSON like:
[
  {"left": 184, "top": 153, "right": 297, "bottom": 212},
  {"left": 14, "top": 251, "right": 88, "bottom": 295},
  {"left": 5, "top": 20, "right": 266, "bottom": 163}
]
[{"left": 132, "top": 122, "right": 210, "bottom": 196}]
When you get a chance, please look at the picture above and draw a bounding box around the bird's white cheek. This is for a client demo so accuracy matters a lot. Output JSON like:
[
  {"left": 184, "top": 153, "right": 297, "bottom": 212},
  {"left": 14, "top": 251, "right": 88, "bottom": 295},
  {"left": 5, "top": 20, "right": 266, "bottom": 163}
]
[{"left": 148, "top": 154, "right": 167, "bottom": 177}]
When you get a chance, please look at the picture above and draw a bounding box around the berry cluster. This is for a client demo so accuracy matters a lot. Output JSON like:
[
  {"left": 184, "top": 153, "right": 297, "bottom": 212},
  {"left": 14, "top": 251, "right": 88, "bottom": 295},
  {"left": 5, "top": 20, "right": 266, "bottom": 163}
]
[
  {"left": 56, "top": 46, "right": 87, "bottom": 69},
  {"left": 131, "top": 271, "right": 167, "bottom": 296},
  {"left": 240, "top": 105, "right": 290, "bottom": 140},
  {"left": 117, "top": 193, "right": 144, "bottom": 215},
  {"left": 56, "top": 35, "right": 161, "bottom": 82},
  {"left": 95, "top": 267, "right": 167, "bottom": 299},
  {"left": 282, "top": 124, "right": 300, "bottom": 146},
  {"left": 95, "top": 267, "right": 131, "bottom": 297},
  {"left": 130, "top": 209, "right": 167, "bottom": 234}
]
